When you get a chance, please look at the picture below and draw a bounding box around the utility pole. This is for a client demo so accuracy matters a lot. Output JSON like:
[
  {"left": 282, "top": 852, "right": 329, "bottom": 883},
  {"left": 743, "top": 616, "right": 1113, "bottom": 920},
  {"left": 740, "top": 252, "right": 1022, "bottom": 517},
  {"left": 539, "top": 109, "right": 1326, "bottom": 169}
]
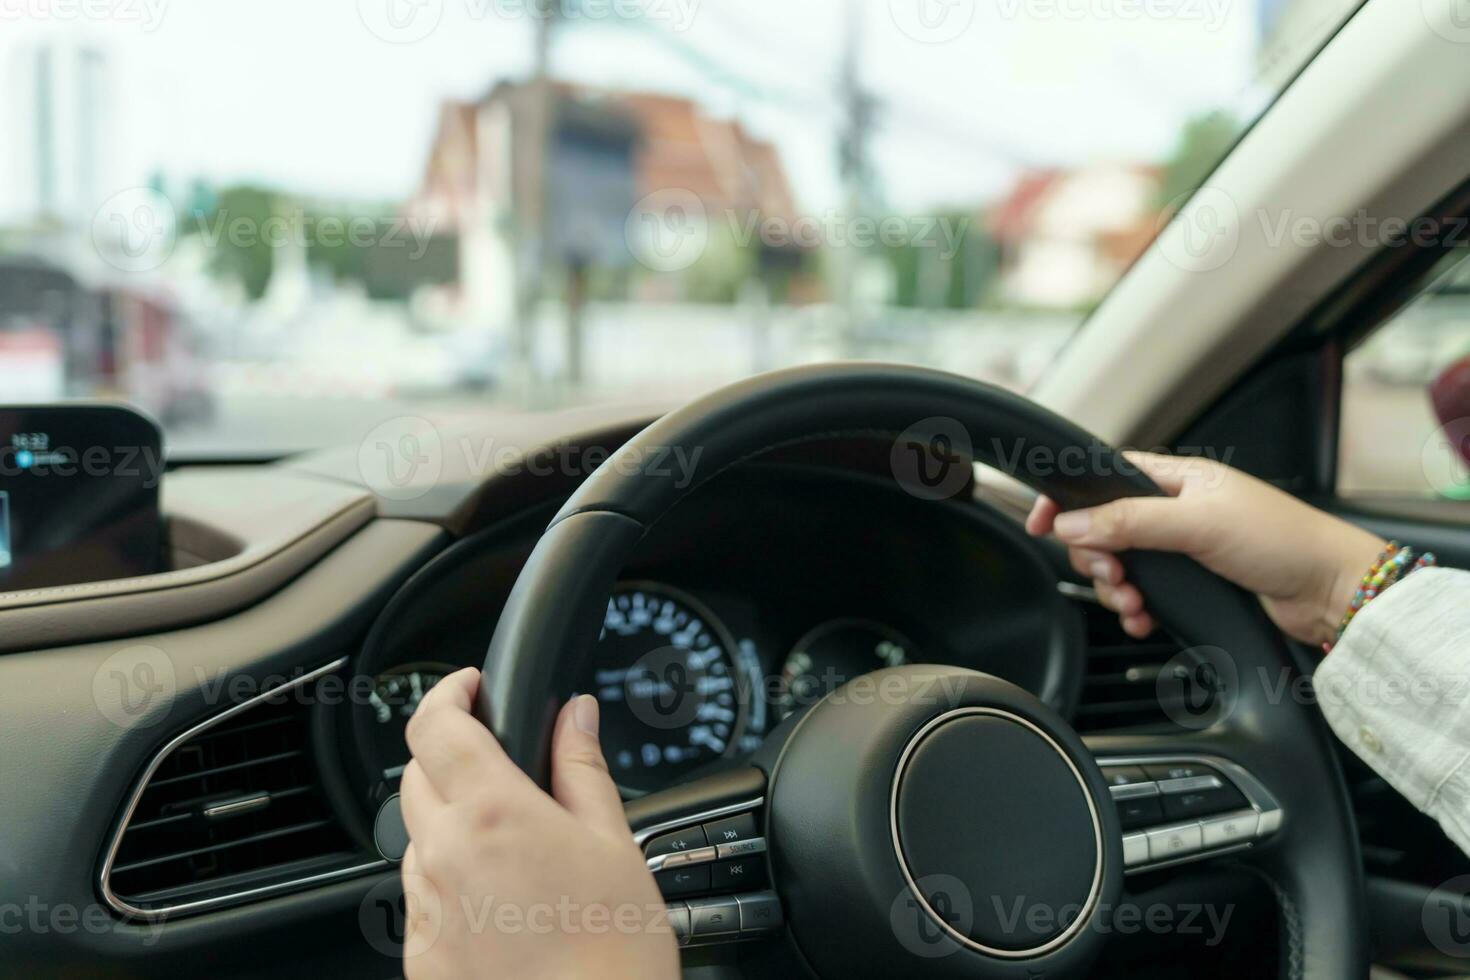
[
  {"left": 513, "top": 0, "right": 558, "bottom": 406},
  {"left": 836, "top": 0, "right": 878, "bottom": 357}
]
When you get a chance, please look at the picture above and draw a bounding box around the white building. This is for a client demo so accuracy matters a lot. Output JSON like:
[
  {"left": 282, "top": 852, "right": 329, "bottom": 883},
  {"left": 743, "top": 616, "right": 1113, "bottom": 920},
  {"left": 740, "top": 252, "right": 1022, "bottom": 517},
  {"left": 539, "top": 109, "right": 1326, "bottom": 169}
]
[
  {"left": 989, "top": 164, "right": 1162, "bottom": 310},
  {"left": 0, "top": 37, "right": 114, "bottom": 227}
]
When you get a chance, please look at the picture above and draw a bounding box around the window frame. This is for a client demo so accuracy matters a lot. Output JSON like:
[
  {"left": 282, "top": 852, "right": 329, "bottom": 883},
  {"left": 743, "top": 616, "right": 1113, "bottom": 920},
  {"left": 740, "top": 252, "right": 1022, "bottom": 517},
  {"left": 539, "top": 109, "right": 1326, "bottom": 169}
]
[{"left": 1167, "top": 179, "right": 1470, "bottom": 511}]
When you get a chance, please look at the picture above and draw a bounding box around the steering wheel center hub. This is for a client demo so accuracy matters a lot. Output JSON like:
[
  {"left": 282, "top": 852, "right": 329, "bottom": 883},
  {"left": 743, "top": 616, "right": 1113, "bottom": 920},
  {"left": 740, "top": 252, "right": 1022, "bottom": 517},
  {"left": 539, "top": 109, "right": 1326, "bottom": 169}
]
[
  {"left": 766, "top": 666, "right": 1121, "bottom": 978},
  {"left": 892, "top": 708, "right": 1104, "bottom": 957}
]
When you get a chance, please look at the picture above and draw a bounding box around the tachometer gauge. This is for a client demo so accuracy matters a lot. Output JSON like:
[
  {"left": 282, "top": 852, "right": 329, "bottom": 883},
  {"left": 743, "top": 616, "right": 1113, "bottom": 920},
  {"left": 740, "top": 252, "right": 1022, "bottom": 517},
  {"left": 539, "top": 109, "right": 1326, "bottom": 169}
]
[
  {"left": 775, "top": 620, "right": 913, "bottom": 720},
  {"left": 365, "top": 662, "right": 454, "bottom": 780},
  {"left": 578, "top": 584, "right": 746, "bottom": 795}
]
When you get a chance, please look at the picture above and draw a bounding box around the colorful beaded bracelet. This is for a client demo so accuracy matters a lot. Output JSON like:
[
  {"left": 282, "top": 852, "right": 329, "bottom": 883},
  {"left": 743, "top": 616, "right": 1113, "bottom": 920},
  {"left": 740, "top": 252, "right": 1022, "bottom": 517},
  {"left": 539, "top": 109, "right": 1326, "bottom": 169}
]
[{"left": 1324, "top": 541, "right": 1437, "bottom": 653}]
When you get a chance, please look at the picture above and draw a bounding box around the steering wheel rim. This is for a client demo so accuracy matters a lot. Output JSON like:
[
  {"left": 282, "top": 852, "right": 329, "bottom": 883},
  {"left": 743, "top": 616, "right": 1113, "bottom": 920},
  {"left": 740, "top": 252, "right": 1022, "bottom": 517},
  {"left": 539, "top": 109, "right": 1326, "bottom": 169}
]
[{"left": 475, "top": 362, "right": 1367, "bottom": 979}]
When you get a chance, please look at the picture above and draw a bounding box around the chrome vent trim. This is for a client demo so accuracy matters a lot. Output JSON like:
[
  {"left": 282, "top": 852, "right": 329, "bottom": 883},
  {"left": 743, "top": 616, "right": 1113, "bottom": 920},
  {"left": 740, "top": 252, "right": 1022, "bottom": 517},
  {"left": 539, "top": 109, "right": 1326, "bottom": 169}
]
[{"left": 99, "top": 656, "right": 387, "bottom": 919}]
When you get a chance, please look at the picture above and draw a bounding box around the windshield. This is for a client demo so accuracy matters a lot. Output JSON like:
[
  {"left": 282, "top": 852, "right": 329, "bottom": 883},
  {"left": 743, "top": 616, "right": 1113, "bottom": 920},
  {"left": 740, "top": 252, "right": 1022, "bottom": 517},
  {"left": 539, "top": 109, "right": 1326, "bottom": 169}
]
[{"left": 1, "top": 0, "right": 1360, "bottom": 456}]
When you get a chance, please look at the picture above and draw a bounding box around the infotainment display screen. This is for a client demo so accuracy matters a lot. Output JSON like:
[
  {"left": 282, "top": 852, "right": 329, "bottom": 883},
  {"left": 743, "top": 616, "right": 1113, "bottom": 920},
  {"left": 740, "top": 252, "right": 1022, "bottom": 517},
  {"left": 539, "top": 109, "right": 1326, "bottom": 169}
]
[{"left": 0, "top": 405, "right": 164, "bottom": 592}]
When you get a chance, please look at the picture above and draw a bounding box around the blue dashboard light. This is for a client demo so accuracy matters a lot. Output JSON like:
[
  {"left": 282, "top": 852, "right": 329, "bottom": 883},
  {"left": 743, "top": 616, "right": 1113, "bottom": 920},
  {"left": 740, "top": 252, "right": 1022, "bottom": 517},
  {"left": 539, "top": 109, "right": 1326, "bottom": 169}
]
[
  {"left": 15, "top": 449, "right": 34, "bottom": 469},
  {"left": 0, "top": 490, "right": 9, "bottom": 569}
]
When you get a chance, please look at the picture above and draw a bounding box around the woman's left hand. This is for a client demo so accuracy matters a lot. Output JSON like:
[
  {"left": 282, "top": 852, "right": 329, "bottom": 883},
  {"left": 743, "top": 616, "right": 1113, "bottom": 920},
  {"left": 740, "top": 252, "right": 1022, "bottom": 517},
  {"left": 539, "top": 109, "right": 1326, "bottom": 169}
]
[{"left": 397, "top": 667, "right": 680, "bottom": 980}]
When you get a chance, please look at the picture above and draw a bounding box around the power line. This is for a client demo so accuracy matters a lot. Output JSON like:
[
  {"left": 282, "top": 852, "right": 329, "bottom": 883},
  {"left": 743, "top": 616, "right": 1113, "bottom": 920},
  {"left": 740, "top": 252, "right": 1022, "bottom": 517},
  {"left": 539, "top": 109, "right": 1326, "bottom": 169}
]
[
  {"left": 581, "top": 13, "right": 834, "bottom": 114},
  {"left": 560, "top": 7, "right": 1046, "bottom": 177}
]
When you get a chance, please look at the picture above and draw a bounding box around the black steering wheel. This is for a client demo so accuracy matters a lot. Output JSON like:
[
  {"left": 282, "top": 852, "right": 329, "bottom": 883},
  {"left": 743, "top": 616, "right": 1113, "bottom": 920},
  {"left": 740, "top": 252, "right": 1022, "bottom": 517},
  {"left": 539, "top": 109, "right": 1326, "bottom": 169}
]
[{"left": 466, "top": 363, "right": 1364, "bottom": 978}]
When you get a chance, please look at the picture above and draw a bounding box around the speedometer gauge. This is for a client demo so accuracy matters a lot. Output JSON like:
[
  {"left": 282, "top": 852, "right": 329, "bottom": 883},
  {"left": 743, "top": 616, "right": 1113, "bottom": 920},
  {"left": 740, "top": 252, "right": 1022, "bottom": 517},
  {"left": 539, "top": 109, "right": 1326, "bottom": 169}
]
[
  {"left": 775, "top": 620, "right": 913, "bottom": 720},
  {"left": 365, "top": 662, "right": 454, "bottom": 780},
  {"left": 578, "top": 583, "right": 746, "bottom": 794}
]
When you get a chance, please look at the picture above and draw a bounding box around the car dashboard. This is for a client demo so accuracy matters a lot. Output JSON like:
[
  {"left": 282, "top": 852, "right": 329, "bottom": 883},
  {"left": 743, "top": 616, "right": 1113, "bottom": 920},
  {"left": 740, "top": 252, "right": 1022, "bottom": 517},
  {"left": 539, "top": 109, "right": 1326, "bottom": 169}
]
[{"left": 0, "top": 418, "right": 1205, "bottom": 978}]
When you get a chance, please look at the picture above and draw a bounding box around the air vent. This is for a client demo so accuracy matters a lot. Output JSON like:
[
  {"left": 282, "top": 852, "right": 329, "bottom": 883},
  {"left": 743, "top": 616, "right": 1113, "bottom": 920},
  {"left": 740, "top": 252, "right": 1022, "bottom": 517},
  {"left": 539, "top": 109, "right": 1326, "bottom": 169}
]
[
  {"left": 102, "top": 659, "right": 380, "bottom": 916},
  {"left": 1067, "top": 588, "right": 1212, "bottom": 732}
]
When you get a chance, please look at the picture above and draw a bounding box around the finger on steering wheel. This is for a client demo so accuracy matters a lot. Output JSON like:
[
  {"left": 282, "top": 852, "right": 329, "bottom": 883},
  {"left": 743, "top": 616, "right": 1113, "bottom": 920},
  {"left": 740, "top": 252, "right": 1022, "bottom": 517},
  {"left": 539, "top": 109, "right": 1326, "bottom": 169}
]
[{"left": 1067, "top": 546, "right": 1124, "bottom": 586}]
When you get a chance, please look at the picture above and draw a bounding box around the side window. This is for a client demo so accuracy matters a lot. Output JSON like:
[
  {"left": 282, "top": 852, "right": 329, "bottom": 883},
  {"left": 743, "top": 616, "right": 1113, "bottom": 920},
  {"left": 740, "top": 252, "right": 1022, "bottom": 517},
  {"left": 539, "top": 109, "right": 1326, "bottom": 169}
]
[{"left": 1340, "top": 250, "right": 1470, "bottom": 500}]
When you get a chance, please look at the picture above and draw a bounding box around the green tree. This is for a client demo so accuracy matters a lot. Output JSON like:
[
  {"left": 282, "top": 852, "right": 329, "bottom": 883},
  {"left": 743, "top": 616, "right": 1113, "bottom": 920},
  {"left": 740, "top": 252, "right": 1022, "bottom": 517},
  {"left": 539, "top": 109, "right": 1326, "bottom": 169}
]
[
  {"left": 1158, "top": 110, "right": 1242, "bottom": 208},
  {"left": 881, "top": 210, "right": 996, "bottom": 310},
  {"left": 190, "top": 185, "right": 279, "bottom": 301}
]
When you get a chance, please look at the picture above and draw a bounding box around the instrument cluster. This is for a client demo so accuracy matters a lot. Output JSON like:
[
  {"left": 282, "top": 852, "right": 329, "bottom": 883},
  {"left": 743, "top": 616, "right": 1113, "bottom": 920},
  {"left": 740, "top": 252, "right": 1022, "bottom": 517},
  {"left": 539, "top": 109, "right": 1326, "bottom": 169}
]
[
  {"left": 354, "top": 577, "right": 931, "bottom": 799},
  {"left": 576, "top": 582, "right": 925, "bottom": 795},
  {"left": 342, "top": 466, "right": 1080, "bottom": 806}
]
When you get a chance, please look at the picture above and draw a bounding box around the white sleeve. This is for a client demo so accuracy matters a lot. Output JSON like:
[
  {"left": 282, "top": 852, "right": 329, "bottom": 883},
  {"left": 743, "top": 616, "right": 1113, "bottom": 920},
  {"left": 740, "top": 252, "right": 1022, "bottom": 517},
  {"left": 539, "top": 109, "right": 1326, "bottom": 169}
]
[{"left": 1315, "top": 566, "right": 1470, "bottom": 857}]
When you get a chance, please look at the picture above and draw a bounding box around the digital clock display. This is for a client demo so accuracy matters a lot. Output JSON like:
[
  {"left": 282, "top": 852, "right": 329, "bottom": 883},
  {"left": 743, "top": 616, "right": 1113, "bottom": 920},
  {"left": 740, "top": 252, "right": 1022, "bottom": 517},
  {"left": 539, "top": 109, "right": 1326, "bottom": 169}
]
[{"left": 0, "top": 405, "right": 163, "bottom": 591}]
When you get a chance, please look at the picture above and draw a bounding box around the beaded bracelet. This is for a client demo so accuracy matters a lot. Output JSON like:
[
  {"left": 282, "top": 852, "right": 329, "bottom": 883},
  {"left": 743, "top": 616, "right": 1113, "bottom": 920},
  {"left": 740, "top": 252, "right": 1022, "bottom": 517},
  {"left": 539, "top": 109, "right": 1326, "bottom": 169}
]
[{"left": 1323, "top": 541, "right": 1437, "bottom": 653}]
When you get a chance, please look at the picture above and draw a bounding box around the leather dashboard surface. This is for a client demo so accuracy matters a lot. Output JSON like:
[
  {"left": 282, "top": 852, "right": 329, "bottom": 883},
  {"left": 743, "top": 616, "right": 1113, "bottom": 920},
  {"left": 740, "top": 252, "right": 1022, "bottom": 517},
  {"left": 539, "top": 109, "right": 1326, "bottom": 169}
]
[{"left": 0, "top": 468, "right": 377, "bottom": 653}]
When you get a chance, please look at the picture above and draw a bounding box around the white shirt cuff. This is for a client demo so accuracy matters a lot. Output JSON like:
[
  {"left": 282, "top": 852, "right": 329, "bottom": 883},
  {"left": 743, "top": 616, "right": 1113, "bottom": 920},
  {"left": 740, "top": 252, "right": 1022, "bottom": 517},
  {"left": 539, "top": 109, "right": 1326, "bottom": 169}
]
[{"left": 1315, "top": 567, "right": 1470, "bottom": 856}]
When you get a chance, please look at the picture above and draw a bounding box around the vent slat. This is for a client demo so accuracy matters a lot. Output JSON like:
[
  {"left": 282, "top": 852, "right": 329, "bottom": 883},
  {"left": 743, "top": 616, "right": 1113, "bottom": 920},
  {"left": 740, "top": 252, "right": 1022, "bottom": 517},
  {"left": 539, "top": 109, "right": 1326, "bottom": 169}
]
[
  {"left": 110, "top": 820, "right": 337, "bottom": 875},
  {"left": 1084, "top": 668, "right": 1165, "bottom": 685},
  {"left": 1076, "top": 698, "right": 1169, "bottom": 717},
  {"left": 145, "top": 750, "right": 304, "bottom": 789},
  {"left": 124, "top": 812, "right": 193, "bottom": 833},
  {"left": 187, "top": 713, "right": 297, "bottom": 742},
  {"left": 1068, "top": 588, "right": 1211, "bottom": 733},
  {"left": 1084, "top": 645, "right": 1179, "bottom": 659}
]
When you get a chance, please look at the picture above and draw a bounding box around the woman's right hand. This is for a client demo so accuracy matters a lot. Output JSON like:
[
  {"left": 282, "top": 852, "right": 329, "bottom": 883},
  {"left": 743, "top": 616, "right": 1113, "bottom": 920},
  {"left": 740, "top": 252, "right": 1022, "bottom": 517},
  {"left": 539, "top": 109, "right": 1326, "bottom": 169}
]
[{"left": 1025, "top": 451, "right": 1386, "bottom": 648}]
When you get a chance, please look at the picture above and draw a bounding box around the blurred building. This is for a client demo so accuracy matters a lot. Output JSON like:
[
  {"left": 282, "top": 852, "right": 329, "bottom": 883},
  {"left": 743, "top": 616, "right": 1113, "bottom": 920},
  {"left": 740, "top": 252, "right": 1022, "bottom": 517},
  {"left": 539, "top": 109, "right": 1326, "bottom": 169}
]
[
  {"left": 988, "top": 163, "right": 1161, "bottom": 309},
  {"left": 0, "top": 39, "right": 112, "bottom": 228},
  {"left": 406, "top": 82, "right": 802, "bottom": 327},
  {"left": 0, "top": 255, "right": 209, "bottom": 422}
]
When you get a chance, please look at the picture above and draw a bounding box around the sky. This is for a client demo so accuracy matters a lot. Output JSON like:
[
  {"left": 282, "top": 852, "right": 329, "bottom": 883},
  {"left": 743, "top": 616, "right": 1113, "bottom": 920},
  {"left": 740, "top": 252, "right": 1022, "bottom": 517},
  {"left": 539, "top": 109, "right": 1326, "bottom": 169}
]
[{"left": 0, "top": 0, "right": 1308, "bottom": 218}]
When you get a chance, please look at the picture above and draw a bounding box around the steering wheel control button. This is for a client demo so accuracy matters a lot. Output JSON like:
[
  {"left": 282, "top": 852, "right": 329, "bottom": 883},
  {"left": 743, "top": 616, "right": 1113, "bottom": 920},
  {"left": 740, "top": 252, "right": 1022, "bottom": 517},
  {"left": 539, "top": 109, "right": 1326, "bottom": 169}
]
[
  {"left": 703, "top": 812, "right": 758, "bottom": 846},
  {"left": 1100, "top": 765, "right": 1150, "bottom": 787},
  {"left": 1200, "top": 810, "right": 1259, "bottom": 848},
  {"left": 666, "top": 904, "right": 692, "bottom": 946},
  {"left": 1161, "top": 784, "right": 1248, "bottom": 821},
  {"left": 736, "top": 891, "right": 783, "bottom": 933},
  {"left": 711, "top": 856, "right": 767, "bottom": 891},
  {"left": 1100, "top": 756, "right": 1288, "bottom": 872},
  {"left": 1116, "top": 794, "right": 1166, "bottom": 831},
  {"left": 715, "top": 836, "right": 766, "bottom": 860},
  {"left": 1122, "top": 832, "right": 1150, "bottom": 867},
  {"left": 656, "top": 865, "right": 712, "bottom": 898},
  {"left": 646, "top": 827, "right": 708, "bottom": 859},
  {"left": 1109, "top": 780, "right": 1161, "bottom": 801},
  {"left": 651, "top": 845, "right": 717, "bottom": 873},
  {"left": 1156, "top": 774, "right": 1224, "bottom": 795},
  {"left": 1146, "top": 823, "right": 1203, "bottom": 861},
  {"left": 688, "top": 897, "right": 741, "bottom": 939},
  {"left": 1143, "top": 762, "right": 1221, "bottom": 782}
]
